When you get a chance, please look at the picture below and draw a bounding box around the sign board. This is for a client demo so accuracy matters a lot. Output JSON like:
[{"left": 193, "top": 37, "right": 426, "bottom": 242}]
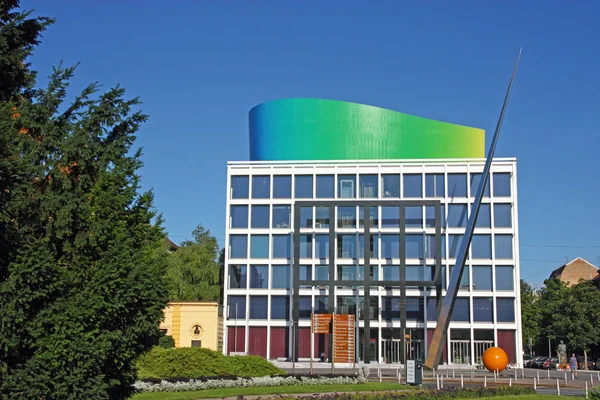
[
  {"left": 406, "top": 360, "right": 416, "bottom": 384},
  {"left": 333, "top": 314, "right": 355, "bottom": 364},
  {"left": 311, "top": 314, "right": 332, "bottom": 334}
]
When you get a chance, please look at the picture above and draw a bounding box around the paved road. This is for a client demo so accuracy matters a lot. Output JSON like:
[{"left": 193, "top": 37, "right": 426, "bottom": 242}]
[{"left": 276, "top": 364, "right": 600, "bottom": 397}]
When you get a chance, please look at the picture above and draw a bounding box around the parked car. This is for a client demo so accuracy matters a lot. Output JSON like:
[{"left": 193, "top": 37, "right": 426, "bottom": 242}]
[
  {"left": 578, "top": 356, "right": 596, "bottom": 370},
  {"left": 526, "top": 356, "right": 543, "bottom": 368},
  {"left": 534, "top": 356, "right": 549, "bottom": 369},
  {"left": 595, "top": 359, "right": 600, "bottom": 370},
  {"left": 542, "top": 357, "right": 559, "bottom": 370}
]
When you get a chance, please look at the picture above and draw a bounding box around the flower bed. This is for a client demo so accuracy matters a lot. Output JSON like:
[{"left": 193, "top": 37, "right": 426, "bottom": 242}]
[{"left": 134, "top": 375, "right": 367, "bottom": 393}]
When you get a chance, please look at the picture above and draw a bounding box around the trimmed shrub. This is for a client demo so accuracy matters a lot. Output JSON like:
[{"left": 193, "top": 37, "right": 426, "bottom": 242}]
[
  {"left": 158, "top": 335, "right": 175, "bottom": 349},
  {"left": 137, "top": 347, "right": 285, "bottom": 379}
]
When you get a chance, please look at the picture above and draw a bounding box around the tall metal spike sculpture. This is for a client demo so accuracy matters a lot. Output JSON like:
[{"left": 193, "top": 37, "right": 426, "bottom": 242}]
[{"left": 424, "top": 49, "right": 522, "bottom": 369}]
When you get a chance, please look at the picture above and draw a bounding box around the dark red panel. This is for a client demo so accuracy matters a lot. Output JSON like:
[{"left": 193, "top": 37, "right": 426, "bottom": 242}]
[
  {"left": 248, "top": 327, "right": 268, "bottom": 358},
  {"left": 270, "top": 327, "right": 289, "bottom": 359},
  {"left": 427, "top": 328, "right": 447, "bottom": 363},
  {"left": 227, "top": 326, "right": 246, "bottom": 355},
  {"left": 497, "top": 330, "right": 516, "bottom": 363},
  {"left": 314, "top": 333, "right": 330, "bottom": 359},
  {"left": 298, "top": 327, "right": 311, "bottom": 358}
]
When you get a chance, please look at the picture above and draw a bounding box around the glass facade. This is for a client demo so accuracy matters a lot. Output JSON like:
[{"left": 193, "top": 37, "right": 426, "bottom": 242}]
[{"left": 225, "top": 161, "right": 520, "bottom": 362}]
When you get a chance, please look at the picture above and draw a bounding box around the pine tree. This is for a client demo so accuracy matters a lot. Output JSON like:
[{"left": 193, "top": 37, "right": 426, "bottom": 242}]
[{"left": 0, "top": 1, "right": 169, "bottom": 398}]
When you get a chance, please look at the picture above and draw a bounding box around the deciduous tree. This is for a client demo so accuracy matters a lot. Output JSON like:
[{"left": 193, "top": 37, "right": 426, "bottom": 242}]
[{"left": 165, "top": 224, "right": 221, "bottom": 301}]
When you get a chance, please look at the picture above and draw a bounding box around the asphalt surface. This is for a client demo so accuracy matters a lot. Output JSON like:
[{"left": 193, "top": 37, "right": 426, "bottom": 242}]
[{"left": 275, "top": 364, "right": 600, "bottom": 397}]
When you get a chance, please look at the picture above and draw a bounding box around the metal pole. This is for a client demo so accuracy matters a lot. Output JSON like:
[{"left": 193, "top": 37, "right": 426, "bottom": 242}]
[
  {"left": 424, "top": 48, "right": 522, "bottom": 369},
  {"left": 235, "top": 303, "right": 238, "bottom": 353},
  {"left": 292, "top": 320, "right": 296, "bottom": 375},
  {"left": 556, "top": 379, "right": 560, "bottom": 396},
  {"left": 331, "top": 314, "right": 335, "bottom": 374},
  {"left": 548, "top": 337, "right": 551, "bottom": 360},
  {"left": 461, "top": 374, "right": 464, "bottom": 388},
  {"left": 310, "top": 314, "right": 313, "bottom": 376},
  {"left": 586, "top": 381, "right": 589, "bottom": 399}
]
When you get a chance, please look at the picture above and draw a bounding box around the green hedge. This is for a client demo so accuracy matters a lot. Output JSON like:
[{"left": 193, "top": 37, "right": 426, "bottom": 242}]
[{"left": 137, "top": 347, "right": 285, "bottom": 379}]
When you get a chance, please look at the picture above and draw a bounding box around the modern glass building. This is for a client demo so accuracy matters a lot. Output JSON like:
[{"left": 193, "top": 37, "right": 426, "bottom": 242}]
[{"left": 223, "top": 98, "right": 522, "bottom": 366}]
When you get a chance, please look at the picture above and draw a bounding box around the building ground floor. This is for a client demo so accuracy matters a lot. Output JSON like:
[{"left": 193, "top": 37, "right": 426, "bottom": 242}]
[{"left": 225, "top": 324, "right": 519, "bottom": 366}]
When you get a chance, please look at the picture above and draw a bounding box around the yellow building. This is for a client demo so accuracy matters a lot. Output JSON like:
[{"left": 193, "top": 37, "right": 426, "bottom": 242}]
[{"left": 160, "top": 301, "right": 222, "bottom": 350}]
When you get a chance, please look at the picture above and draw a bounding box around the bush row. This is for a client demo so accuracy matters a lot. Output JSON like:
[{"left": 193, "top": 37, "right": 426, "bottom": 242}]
[
  {"left": 139, "top": 374, "right": 355, "bottom": 384},
  {"left": 134, "top": 375, "right": 367, "bottom": 393},
  {"left": 136, "top": 347, "right": 285, "bottom": 379}
]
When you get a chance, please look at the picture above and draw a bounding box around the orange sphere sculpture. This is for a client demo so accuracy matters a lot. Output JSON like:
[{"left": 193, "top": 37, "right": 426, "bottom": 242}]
[{"left": 482, "top": 347, "right": 509, "bottom": 372}]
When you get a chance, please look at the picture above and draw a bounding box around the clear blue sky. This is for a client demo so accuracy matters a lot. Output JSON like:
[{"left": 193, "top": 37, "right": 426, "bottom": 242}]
[{"left": 26, "top": 0, "right": 599, "bottom": 286}]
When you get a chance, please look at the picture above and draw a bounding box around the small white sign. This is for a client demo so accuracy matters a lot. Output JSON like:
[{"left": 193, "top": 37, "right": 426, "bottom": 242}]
[{"left": 406, "top": 360, "right": 416, "bottom": 384}]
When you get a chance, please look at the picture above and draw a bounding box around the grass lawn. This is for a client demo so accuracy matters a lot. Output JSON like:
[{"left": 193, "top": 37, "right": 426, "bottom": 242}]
[{"left": 132, "top": 382, "right": 412, "bottom": 400}]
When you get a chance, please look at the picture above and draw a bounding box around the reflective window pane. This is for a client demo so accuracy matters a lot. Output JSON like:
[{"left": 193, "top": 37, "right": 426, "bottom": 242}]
[
  {"left": 406, "top": 265, "right": 424, "bottom": 281},
  {"left": 493, "top": 173, "right": 511, "bottom": 197},
  {"left": 273, "top": 175, "right": 291, "bottom": 198},
  {"left": 425, "top": 173, "right": 445, "bottom": 197},
  {"left": 449, "top": 266, "right": 470, "bottom": 290},
  {"left": 406, "top": 234, "right": 424, "bottom": 259},
  {"left": 231, "top": 176, "right": 249, "bottom": 199},
  {"left": 271, "top": 296, "right": 290, "bottom": 319},
  {"left": 406, "top": 297, "right": 424, "bottom": 321},
  {"left": 315, "top": 206, "right": 330, "bottom": 228},
  {"left": 406, "top": 206, "right": 422, "bottom": 228},
  {"left": 338, "top": 175, "right": 356, "bottom": 198},
  {"left": 251, "top": 205, "right": 270, "bottom": 229},
  {"left": 495, "top": 235, "right": 513, "bottom": 259},
  {"left": 250, "top": 235, "right": 269, "bottom": 258},
  {"left": 252, "top": 175, "right": 270, "bottom": 199},
  {"left": 475, "top": 204, "right": 491, "bottom": 228},
  {"left": 228, "top": 296, "right": 246, "bottom": 320},
  {"left": 299, "top": 234, "right": 312, "bottom": 258},
  {"left": 315, "top": 235, "right": 329, "bottom": 259},
  {"left": 359, "top": 174, "right": 378, "bottom": 198},
  {"left": 427, "top": 298, "right": 437, "bottom": 321},
  {"left": 471, "top": 235, "right": 492, "bottom": 259},
  {"left": 230, "top": 235, "right": 247, "bottom": 258},
  {"left": 300, "top": 206, "right": 313, "bottom": 228},
  {"left": 249, "top": 296, "right": 267, "bottom": 319},
  {"left": 272, "top": 205, "right": 291, "bottom": 229},
  {"left": 494, "top": 204, "right": 512, "bottom": 228},
  {"left": 299, "top": 296, "right": 311, "bottom": 319},
  {"left": 473, "top": 297, "right": 493, "bottom": 322},
  {"left": 448, "top": 234, "right": 463, "bottom": 258},
  {"left": 299, "top": 265, "right": 312, "bottom": 288},
  {"left": 337, "top": 234, "right": 356, "bottom": 258},
  {"left": 230, "top": 205, "right": 248, "bottom": 229},
  {"left": 447, "top": 205, "right": 467, "bottom": 228},
  {"left": 425, "top": 205, "right": 445, "bottom": 228},
  {"left": 338, "top": 265, "right": 357, "bottom": 280},
  {"left": 448, "top": 173, "right": 467, "bottom": 198},
  {"left": 338, "top": 206, "right": 356, "bottom": 228},
  {"left": 451, "top": 298, "right": 470, "bottom": 321},
  {"left": 381, "top": 206, "right": 399, "bottom": 228},
  {"left": 403, "top": 174, "right": 422, "bottom": 198},
  {"left": 315, "top": 265, "right": 328, "bottom": 280},
  {"left": 316, "top": 175, "right": 334, "bottom": 198},
  {"left": 295, "top": 175, "right": 313, "bottom": 198},
  {"left": 249, "top": 265, "right": 268, "bottom": 288},
  {"left": 382, "top": 174, "right": 400, "bottom": 198},
  {"left": 496, "top": 298, "right": 515, "bottom": 322},
  {"left": 315, "top": 295, "right": 328, "bottom": 313},
  {"left": 358, "top": 235, "right": 378, "bottom": 258},
  {"left": 229, "top": 265, "right": 247, "bottom": 289},
  {"left": 472, "top": 266, "right": 492, "bottom": 291},
  {"left": 382, "top": 297, "right": 400, "bottom": 320},
  {"left": 383, "top": 265, "right": 400, "bottom": 281},
  {"left": 381, "top": 235, "right": 400, "bottom": 259},
  {"left": 495, "top": 266, "right": 514, "bottom": 291},
  {"left": 272, "top": 265, "right": 290, "bottom": 289},
  {"left": 470, "top": 173, "right": 490, "bottom": 197},
  {"left": 272, "top": 235, "right": 291, "bottom": 258},
  {"left": 359, "top": 206, "right": 378, "bottom": 228}
]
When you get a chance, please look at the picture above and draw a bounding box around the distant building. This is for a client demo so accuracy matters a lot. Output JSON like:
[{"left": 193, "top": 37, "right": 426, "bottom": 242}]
[
  {"left": 160, "top": 301, "right": 223, "bottom": 350},
  {"left": 548, "top": 257, "right": 599, "bottom": 286}
]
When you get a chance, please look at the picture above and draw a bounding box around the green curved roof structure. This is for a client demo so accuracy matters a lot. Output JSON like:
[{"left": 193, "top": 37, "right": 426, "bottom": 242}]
[{"left": 249, "top": 98, "right": 485, "bottom": 161}]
